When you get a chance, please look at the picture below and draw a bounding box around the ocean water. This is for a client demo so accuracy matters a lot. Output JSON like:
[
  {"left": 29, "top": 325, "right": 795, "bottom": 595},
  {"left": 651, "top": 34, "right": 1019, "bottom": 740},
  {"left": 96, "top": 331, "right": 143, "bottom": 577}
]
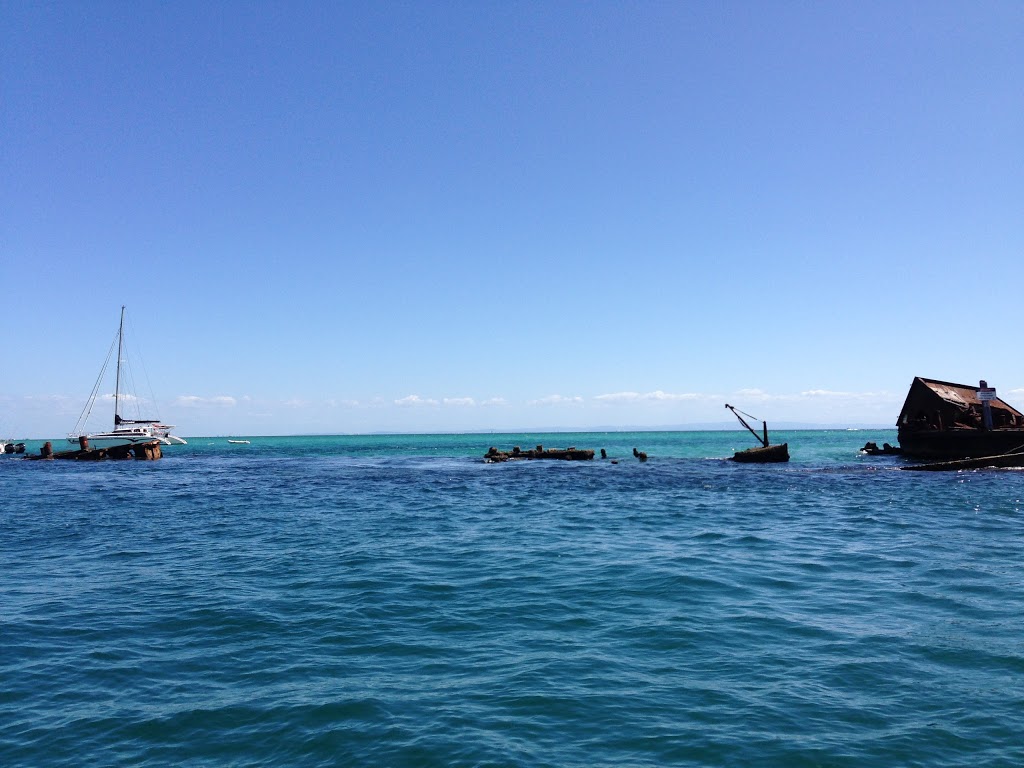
[{"left": 2, "top": 430, "right": 1023, "bottom": 767}]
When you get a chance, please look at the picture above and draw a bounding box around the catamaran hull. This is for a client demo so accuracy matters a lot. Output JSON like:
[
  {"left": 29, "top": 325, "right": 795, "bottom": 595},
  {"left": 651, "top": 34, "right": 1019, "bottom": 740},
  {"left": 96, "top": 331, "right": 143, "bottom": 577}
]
[{"left": 67, "top": 433, "right": 174, "bottom": 449}]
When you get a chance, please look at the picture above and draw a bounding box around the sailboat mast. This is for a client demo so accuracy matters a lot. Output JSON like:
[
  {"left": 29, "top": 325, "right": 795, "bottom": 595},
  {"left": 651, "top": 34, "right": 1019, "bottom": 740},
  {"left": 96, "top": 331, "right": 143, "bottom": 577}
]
[{"left": 114, "top": 305, "right": 125, "bottom": 426}]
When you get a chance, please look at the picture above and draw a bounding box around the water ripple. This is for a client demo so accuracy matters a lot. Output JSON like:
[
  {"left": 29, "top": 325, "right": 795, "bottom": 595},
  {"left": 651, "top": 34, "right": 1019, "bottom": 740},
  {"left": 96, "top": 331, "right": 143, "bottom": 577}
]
[{"left": 3, "top": 433, "right": 1024, "bottom": 766}]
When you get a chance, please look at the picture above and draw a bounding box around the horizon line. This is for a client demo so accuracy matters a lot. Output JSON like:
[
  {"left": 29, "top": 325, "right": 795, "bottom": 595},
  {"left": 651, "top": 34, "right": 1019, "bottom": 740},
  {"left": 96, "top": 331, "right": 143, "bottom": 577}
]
[{"left": 16, "top": 423, "right": 898, "bottom": 441}]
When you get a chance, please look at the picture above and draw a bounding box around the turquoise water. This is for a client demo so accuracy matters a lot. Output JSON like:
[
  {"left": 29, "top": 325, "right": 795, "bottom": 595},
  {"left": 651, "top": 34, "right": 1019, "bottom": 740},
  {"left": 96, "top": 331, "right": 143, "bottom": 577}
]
[{"left": 2, "top": 430, "right": 1023, "bottom": 766}]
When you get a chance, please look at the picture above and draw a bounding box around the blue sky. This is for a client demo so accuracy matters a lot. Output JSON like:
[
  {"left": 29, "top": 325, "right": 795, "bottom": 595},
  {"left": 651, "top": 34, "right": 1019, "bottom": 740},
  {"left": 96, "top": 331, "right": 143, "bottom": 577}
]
[{"left": 2, "top": 1, "right": 1022, "bottom": 437}]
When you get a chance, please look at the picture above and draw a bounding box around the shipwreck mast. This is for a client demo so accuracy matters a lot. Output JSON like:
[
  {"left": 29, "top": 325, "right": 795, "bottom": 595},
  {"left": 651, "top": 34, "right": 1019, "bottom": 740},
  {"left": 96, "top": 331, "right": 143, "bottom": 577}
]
[{"left": 725, "top": 404, "right": 769, "bottom": 447}]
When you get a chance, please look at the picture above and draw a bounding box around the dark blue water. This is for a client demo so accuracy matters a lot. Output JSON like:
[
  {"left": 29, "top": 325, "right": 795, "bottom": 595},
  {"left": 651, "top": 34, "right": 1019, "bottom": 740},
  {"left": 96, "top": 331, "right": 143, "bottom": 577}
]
[{"left": 2, "top": 431, "right": 1023, "bottom": 766}]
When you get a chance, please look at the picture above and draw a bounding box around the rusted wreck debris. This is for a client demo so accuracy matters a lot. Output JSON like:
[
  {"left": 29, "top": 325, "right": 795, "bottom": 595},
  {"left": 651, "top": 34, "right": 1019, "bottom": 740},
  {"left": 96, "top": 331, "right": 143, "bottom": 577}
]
[
  {"left": 860, "top": 441, "right": 903, "bottom": 456},
  {"left": 484, "top": 444, "right": 595, "bottom": 462},
  {"left": 28, "top": 437, "right": 163, "bottom": 461},
  {"left": 897, "top": 377, "right": 1024, "bottom": 459}
]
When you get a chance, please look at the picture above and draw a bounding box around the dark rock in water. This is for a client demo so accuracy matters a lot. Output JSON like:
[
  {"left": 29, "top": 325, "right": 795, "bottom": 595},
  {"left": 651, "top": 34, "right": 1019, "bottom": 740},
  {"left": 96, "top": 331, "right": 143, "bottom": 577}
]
[{"left": 861, "top": 441, "right": 903, "bottom": 456}]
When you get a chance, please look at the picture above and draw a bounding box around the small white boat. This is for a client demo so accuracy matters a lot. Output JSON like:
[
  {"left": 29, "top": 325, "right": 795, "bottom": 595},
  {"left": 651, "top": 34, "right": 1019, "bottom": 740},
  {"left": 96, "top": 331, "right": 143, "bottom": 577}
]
[
  {"left": 227, "top": 439, "right": 251, "bottom": 444},
  {"left": 68, "top": 306, "right": 187, "bottom": 448}
]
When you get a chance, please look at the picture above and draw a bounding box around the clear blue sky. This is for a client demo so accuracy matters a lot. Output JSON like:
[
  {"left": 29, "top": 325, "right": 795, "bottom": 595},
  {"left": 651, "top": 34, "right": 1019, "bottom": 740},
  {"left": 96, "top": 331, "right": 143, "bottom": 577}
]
[{"left": 2, "top": 1, "right": 1022, "bottom": 437}]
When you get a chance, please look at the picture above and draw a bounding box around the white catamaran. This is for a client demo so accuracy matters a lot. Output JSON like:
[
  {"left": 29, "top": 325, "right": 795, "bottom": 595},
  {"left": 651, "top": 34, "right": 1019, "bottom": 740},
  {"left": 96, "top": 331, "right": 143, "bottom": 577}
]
[{"left": 68, "top": 306, "right": 186, "bottom": 448}]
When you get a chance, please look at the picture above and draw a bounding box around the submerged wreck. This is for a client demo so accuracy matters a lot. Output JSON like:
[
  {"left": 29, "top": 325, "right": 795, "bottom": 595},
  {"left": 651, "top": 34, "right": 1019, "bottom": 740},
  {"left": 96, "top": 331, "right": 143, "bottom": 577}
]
[
  {"left": 484, "top": 445, "right": 594, "bottom": 462},
  {"left": 901, "top": 451, "right": 1024, "bottom": 472},
  {"left": 860, "top": 441, "right": 903, "bottom": 456},
  {"left": 725, "top": 404, "right": 789, "bottom": 463},
  {"left": 897, "top": 378, "right": 1024, "bottom": 460},
  {"left": 27, "top": 437, "right": 163, "bottom": 461}
]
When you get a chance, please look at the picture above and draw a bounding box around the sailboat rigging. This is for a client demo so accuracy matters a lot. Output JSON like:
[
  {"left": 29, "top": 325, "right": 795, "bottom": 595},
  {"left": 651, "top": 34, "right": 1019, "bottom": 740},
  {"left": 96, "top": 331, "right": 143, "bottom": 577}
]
[{"left": 68, "top": 306, "right": 186, "bottom": 447}]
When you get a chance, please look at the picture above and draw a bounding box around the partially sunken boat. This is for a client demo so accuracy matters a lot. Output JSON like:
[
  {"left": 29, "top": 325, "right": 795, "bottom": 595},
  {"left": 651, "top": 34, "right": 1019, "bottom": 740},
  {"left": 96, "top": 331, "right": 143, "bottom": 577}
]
[
  {"left": 897, "top": 378, "right": 1024, "bottom": 460},
  {"left": 725, "top": 404, "right": 789, "bottom": 463},
  {"left": 733, "top": 443, "right": 789, "bottom": 463},
  {"left": 484, "top": 445, "right": 594, "bottom": 462},
  {"left": 27, "top": 437, "right": 163, "bottom": 461}
]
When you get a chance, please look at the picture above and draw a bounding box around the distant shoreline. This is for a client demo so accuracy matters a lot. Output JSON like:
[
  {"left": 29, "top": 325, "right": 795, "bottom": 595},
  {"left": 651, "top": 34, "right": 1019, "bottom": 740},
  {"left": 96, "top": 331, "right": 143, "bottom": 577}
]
[
  {"left": 163, "top": 425, "right": 899, "bottom": 440},
  {"left": 12, "top": 424, "right": 899, "bottom": 442}
]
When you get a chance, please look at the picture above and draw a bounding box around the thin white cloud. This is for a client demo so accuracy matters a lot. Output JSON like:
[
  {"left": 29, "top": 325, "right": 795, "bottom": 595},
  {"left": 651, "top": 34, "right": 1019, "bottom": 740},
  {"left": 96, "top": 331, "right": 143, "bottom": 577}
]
[
  {"left": 480, "top": 397, "right": 509, "bottom": 407},
  {"left": 395, "top": 394, "right": 439, "bottom": 407},
  {"left": 729, "top": 389, "right": 805, "bottom": 403},
  {"left": 594, "top": 391, "right": 641, "bottom": 403},
  {"left": 594, "top": 390, "right": 703, "bottom": 403},
  {"left": 734, "top": 388, "right": 774, "bottom": 399},
  {"left": 728, "top": 388, "right": 899, "bottom": 404},
  {"left": 174, "top": 395, "right": 237, "bottom": 407},
  {"left": 443, "top": 397, "right": 476, "bottom": 407},
  {"left": 528, "top": 394, "right": 584, "bottom": 406},
  {"left": 99, "top": 393, "right": 141, "bottom": 402},
  {"left": 800, "top": 389, "right": 896, "bottom": 400}
]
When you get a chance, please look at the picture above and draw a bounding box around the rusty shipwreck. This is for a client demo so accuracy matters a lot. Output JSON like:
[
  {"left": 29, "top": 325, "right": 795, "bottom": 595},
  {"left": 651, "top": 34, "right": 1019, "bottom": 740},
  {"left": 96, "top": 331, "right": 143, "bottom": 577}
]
[{"left": 897, "top": 377, "right": 1024, "bottom": 460}]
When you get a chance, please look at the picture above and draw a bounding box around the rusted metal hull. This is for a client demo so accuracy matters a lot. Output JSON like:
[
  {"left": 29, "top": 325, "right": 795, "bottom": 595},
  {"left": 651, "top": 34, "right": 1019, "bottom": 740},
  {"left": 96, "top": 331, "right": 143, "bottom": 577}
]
[
  {"left": 28, "top": 440, "right": 163, "bottom": 461},
  {"left": 732, "top": 443, "right": 789, "bottom": 463},
  {"left": 896, "top": 377, "right": 1024, "bottom": 459},
  {"left": 484, "top": 446, "right": 594, "bottom": 462},
  {"left": 902, "top": 451, "right": 1024, "bottom": 471},
  {"left": 897, "top": 428, "right": 1024, "bottom": 460}
]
